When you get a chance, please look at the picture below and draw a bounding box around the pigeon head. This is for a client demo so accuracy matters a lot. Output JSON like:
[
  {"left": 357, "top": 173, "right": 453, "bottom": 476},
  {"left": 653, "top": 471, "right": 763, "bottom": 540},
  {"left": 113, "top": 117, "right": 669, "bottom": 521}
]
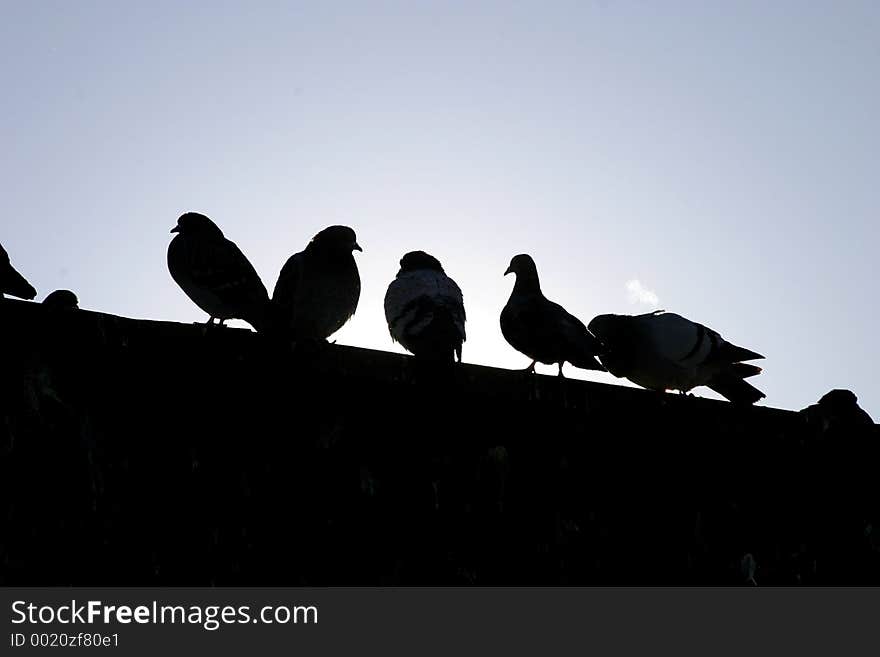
[
  {"left": 818, "top": 389, "right": 859, "bottom": 410},
  {"left": 43, "top": 289, "right": 79, "bottom": 310},
  {"left": 398, "top": 250, "right": 444, "bottom": 274},
  {"left": 586, "top": 314, "right": 625, "bottom": 346},
  {"left": 171, "top": 213, "right": 224, "bottom": 239},
  {"left": 310, "top": 225, "right": 362, "bottom": 254},
  {"left": 504, "top": 253, "right": 540, "bottom": 279}
]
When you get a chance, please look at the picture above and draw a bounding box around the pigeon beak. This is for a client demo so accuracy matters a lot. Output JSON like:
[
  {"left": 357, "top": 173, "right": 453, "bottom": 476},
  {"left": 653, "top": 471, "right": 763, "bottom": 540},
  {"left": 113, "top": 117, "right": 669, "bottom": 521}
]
[
  {"left": 353, "top": 242, "right": 363, "bottom": 252},
  {"left": 504, "top": 266, "right": 513, "bottom": 276},
  {"left": 170, "top": 226, "right": 180, "bottom": 233}
]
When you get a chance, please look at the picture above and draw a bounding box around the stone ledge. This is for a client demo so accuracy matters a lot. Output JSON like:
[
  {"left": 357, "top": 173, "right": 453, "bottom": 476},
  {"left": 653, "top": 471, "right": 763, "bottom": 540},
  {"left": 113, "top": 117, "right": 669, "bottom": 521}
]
[{"left": 1, "top": 299, "right": 877, "bottom": 585}]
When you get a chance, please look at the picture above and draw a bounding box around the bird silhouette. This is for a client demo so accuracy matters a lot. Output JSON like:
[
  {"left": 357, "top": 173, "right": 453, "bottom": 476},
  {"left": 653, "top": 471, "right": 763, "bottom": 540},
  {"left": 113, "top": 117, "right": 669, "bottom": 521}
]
[
  {"left": 801, "top": 389, "right": 875, "bottom": 432},
  {"left": 167, "top": 212, "right": 270, "bottom": 331},
  {"left": 500, "top": 254, "right": 605, "bottom": 376},
  {"left": 588, "top": 311, "right": 765, "bottom": 404},
  {"left": 384, "top": 250, "right": 466, "bottom": 362},
  {"left": 272, "top": 225, "right": 362, "bottom": 340},
  {"left": 43, "top": 290, "right": 79, "bottom": 310},
  {"left": 1, "top": 242, "right": 37, "bottom": 300}
]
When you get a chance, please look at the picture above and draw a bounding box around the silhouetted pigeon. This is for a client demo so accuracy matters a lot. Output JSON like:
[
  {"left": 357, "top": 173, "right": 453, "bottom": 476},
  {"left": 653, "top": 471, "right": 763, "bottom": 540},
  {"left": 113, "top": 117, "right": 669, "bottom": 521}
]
[
  {"left": 500, "top": 254, "right": 605, "bottom": 376},
  {"left": 43, "top": 290, "right": 79, "bottom": 310},
  {"left": 816, "top": 390, "right": 875, "bottom": 424},
  {"left": 801, "top": 389, "right": 875, "bottom": 432},
  {"left": 272, "top": 225, "right": 362, "bottom": 340},
  {"left": 588, "top": 311, "right": 765, "bottom": 404},
  {"left": 384, "top": 251, "right": 466, "bottom": 362},
  {"left": 167, "top": 212, "right": 270, "bottom": 331},
  {"left": 1, "top": 243, "right": 37, "bottom": 300}
]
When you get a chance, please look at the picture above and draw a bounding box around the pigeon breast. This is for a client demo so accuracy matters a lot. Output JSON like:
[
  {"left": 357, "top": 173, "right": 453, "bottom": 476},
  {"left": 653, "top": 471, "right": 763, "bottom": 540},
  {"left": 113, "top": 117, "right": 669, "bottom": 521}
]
[{"left": 273, "top": 251, "right": 361, "bottom": 340}]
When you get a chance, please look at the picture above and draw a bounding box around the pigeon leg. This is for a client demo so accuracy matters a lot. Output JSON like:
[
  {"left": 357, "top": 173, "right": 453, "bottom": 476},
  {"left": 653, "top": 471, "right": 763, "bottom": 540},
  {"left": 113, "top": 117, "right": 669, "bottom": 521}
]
[
  {"left": 523, "top": 361, "right": 537, "bottom": 374},
  {"left": 554, "top": 362, "right": 571, "bottom": 406}
]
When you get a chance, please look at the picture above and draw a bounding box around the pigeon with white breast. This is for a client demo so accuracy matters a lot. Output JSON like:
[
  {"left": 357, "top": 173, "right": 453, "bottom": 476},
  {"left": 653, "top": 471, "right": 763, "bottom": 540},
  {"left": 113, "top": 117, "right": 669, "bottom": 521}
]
[
  {"left": 272, "top": 225, "right": 362, "bottom": 340},
  {"left": 1, "top": 242, "right": 37, "bottom": 300},
  {"left": 587, "top": 311, "right": 765, "bottom": 404},
  {"left": 500, "top": 254, "right": 606, "bottom": 376},
  {"left": 384, "top": 250, "right": 466, "bottom": 362},
  {"left": 167, "top": 212, "right": 270, "bottom": 331}
]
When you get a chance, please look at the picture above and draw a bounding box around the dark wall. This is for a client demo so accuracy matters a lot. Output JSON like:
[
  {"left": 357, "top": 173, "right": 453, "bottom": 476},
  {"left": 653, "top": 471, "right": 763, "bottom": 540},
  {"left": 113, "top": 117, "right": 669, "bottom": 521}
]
[{"left": 1, "top": 300, "right": 878, "bottom": 585}]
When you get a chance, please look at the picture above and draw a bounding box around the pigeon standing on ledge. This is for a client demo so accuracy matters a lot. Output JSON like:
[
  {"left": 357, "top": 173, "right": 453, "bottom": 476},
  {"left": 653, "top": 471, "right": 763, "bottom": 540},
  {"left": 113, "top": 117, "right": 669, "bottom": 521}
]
[
  {"left": 500, "top": 254, "right": 606, "bottom": 376},
  {"left": 43, "top": 290, "right": 79, "bottom": 310},
  {"left": 384, "top": 251, "right": 466, "bottom": 362},
  {"left": 801, "top": 389, "right": 875, "bottom": 431},
  {"left": 1, "top": 243, "right": 37, "bottom": 300},
  {"left": 272, "top": 225, "right": 362, "bottom": 340},
  {"left": 167, "top": 212, "right": 270, "bottom": 331},
  {"left": 587, "top": 311, "right": 765, "bottom": 404}
]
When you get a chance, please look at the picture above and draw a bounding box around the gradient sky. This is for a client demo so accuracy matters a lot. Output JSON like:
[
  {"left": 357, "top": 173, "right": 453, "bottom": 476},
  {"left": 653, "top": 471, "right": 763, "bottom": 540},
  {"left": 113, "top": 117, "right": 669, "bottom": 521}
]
[{"left": 2, "top": 1, "right": 878, "bottom": 417}]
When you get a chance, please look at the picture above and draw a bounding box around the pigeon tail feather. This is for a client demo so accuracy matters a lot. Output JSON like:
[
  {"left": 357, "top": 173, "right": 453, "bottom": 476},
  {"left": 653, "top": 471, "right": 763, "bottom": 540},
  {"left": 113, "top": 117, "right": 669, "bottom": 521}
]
[
  {"left": 566, "top": 331, "right": 607, "bottom": 372},
  {"left": 568, "top": 355, "right": 607, "bottom": 372},
  {"left": 707, "top": 373, "right": 765, "bottom": 405},
  {"left": 714, "top": 342, "right": 764, "bottom": 363},
  {"left": 3, "top": 267, "right": 37, "bottom": 300},
  {"left": 567, "top": 349, "right": 607, "bottom": 372},
  {"left": 247, "top": 299, "right": 291, "bottom": 338},
  {"left": 728, "top": 362, "right": 762, "bottom": 379}
]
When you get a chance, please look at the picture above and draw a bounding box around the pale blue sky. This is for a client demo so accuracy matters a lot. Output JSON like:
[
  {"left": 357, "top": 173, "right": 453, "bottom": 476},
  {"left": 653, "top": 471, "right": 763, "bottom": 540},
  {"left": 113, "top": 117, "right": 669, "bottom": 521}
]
[{"left": 2, "top": 1, "right": 878, "bottom": 417}]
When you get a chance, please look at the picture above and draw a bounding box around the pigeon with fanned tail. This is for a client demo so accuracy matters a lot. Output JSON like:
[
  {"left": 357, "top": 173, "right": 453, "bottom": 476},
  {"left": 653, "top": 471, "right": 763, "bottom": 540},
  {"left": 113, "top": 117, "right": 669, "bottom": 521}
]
[
  {"left": 500, "top": 254, "right": 606, "bottom": 376},
  {"left": 587, "top": 311, "right": 765, "bottom": 404},
  {"left": 1, "top": 243, "right": 37, "bottom": 300},
  {"left": 384, "top": 251, "right": 466, "bottom": 362},
  {"left": 272, "top": 225, "right": 362, "bottom": 340},
  {"left": 167, "top": 212, "right": 271, "bottom": 332}
]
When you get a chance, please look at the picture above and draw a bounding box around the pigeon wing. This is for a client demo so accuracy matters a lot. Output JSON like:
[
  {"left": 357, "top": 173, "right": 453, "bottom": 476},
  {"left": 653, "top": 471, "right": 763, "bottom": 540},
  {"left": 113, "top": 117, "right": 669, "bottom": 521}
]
[
  {"left": 503, "top": 297, "right": 585, "bottom": 364},
  {"left": 188, "top": 238, "right": 268, "bottom": 308},
  {"left": 434, "top": 274, "right": 466, "bottom": 342},
  {"left": 630, "top": 312, "right": 706, "bottom": 364},
  {"left": 635, "top": 313, "right": 764, "bottom": 366},
  {"left": 547, "top": 301, "right": 606, "bottom": 370}
]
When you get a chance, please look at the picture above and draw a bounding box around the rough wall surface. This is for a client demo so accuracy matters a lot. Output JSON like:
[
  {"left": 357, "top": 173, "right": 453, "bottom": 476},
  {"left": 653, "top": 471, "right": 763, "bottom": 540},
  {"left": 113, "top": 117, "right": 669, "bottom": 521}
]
[{"left": 1, "top": 300, "right": 877, "bottom": 585}]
